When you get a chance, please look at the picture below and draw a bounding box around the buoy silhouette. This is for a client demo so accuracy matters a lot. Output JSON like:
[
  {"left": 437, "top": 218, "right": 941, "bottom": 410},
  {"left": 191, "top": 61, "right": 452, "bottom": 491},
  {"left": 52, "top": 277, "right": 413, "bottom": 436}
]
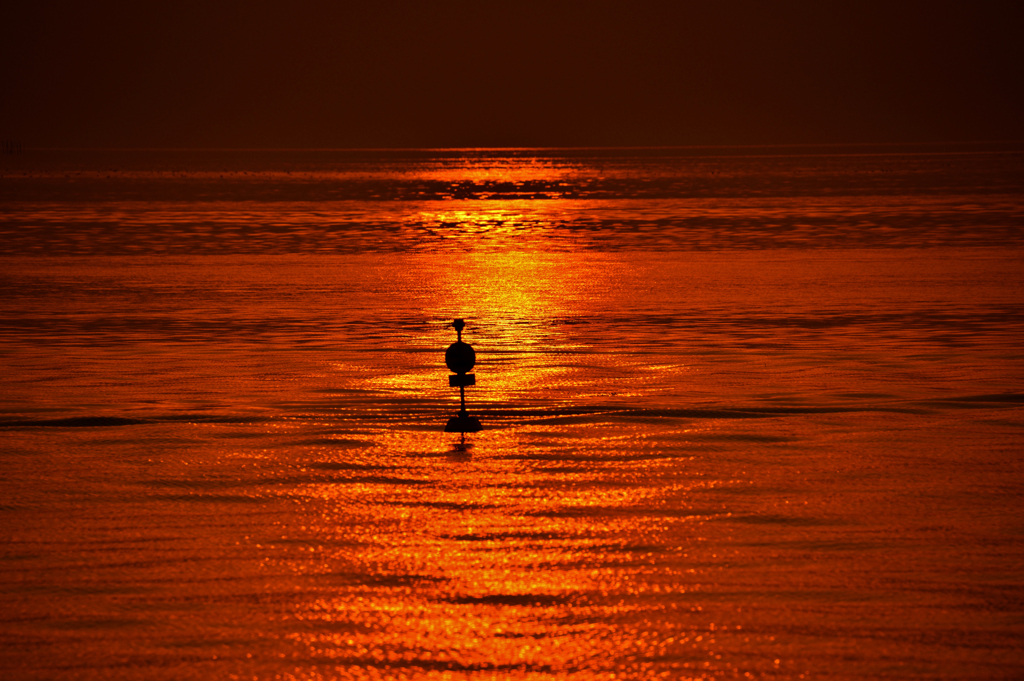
[{"left": 444, "top": 319, "right": 483, "bottom": 433}]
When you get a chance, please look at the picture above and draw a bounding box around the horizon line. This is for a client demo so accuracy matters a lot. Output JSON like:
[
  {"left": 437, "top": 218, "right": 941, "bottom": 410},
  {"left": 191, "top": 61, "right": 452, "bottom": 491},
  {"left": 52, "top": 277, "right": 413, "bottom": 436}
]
[{"left": 13, "top": 140, "right": 1024, "bottom": 153}]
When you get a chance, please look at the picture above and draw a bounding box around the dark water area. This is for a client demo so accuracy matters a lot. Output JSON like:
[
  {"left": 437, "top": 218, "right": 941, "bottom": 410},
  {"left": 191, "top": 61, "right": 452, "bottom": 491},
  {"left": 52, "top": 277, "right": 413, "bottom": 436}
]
[
  {"left": 1, "top": 146, "right": 1023, "bottom": 679},
  {"left": 2, "top": 144, "right": 1024, "bottom": 254}
]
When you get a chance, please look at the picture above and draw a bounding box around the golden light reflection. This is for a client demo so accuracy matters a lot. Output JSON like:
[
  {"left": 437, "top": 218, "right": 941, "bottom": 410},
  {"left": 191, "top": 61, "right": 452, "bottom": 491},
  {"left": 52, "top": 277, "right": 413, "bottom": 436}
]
[
  {"left": 414, "top": 199, "right": 563, "bottom": 247},
  {"left": 399, "top": 153, "right": 575, "bottom": 185},
  {"left": 427, "top": 248, "right": 611, "bottom": 410},
  {"left": 259, "top": 416, "right": 736, "bottom": 679},
  {"left": 257, "top": 174, "right": 756, "bottom": 677}
]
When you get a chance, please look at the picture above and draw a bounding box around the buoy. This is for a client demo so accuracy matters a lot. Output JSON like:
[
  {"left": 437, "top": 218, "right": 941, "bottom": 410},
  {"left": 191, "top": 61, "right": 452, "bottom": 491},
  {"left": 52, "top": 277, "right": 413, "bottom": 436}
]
[{"left": 444, "top": 319, "right": 483, "bottom": 433}]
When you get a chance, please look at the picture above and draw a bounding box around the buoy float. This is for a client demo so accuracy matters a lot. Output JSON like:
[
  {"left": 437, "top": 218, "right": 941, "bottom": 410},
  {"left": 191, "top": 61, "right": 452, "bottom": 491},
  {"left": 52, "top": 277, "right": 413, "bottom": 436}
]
[{"left": 444, "top": 319, "right": 483, "bottom": 433}]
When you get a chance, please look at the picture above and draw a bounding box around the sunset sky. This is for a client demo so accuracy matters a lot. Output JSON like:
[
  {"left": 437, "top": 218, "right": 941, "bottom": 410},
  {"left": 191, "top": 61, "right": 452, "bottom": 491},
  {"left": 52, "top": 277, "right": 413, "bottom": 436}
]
[{"left": 3, "top": 0, "right": 1021, "bottom": 148}]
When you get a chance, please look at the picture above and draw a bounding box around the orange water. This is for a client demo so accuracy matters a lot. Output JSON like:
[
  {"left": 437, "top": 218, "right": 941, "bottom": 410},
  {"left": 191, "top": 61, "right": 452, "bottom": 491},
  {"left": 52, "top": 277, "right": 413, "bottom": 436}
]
[{"left": 1, "top": 148, "right": 1023, "bottom": 679}]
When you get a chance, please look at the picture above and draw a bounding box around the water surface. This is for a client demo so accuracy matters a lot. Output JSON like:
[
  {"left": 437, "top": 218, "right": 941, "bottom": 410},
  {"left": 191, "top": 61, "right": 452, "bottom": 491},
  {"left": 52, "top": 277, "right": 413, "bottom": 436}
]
[{"left": 1, "top": 146, "right": 1023, "bottom": 679}]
